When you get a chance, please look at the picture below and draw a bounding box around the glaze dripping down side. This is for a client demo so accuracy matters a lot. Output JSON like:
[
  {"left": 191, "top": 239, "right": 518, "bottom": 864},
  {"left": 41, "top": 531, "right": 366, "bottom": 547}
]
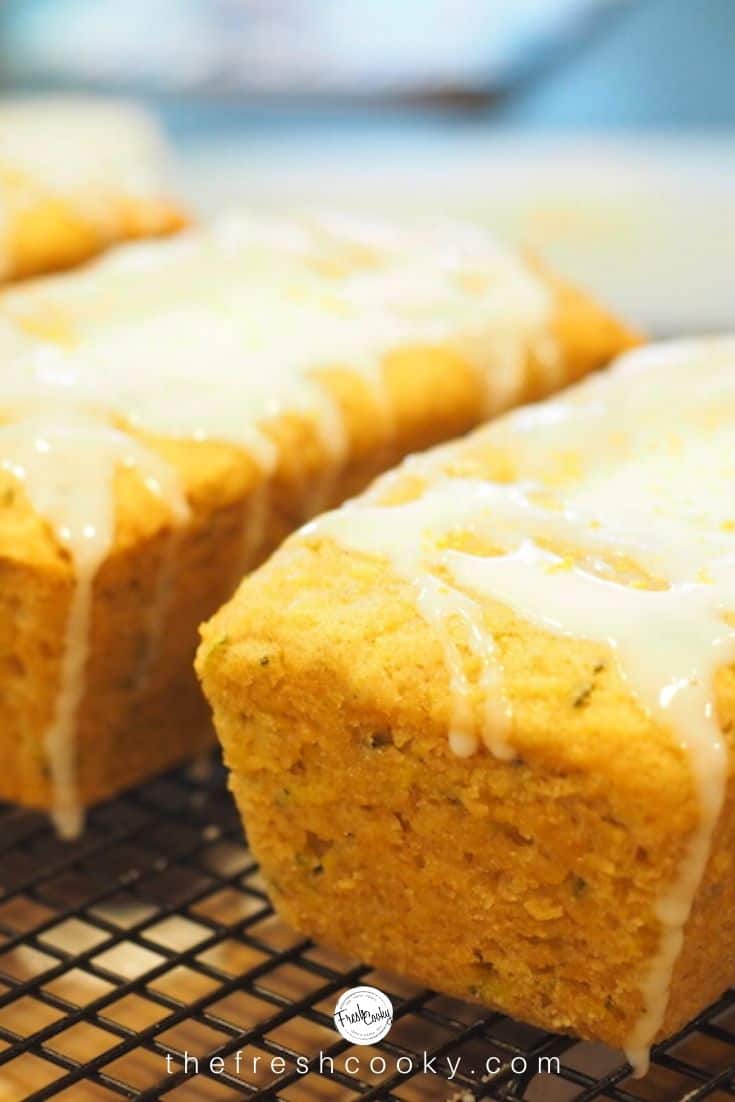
[{"left": 0, "top": 408, "right": 189, "bottom": 837}]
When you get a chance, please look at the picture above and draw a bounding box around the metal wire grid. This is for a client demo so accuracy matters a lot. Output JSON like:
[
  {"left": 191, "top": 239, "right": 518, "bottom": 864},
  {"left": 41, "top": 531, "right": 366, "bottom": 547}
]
[{"left": 0, "top": 759, "right": 734, "bottom": 1102}]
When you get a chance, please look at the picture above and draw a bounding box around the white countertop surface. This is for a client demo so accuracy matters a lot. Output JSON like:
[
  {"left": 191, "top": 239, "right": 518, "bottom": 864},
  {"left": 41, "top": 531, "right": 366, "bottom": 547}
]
[{"left": 180, "top": 133, "right": 735, "bottom": 337}]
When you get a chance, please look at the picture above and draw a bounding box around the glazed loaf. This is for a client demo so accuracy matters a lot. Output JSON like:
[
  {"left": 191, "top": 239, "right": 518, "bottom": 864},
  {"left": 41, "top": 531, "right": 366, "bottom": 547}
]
[
  {"left": 0, "top": 209, "right": 634, "bottom": 834},
  {"left": 0, "top": 98, "right": 186, "bottom": 282},
  {"left": 198, "top": 338, "right": 735, "bottom": 1074}
]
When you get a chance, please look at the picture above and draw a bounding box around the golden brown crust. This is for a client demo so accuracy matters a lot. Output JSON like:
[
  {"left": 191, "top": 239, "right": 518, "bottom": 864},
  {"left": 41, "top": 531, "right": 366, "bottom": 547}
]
[
  {"left": 1, "top": 269, "right": 635, "bottom": 812},
  {"left": 0, "top": 183, "right": 188, "bottom": 284},
  {"left": 197, "top": 421, "right": 735, "bottom": 1052},
  {"left": 545, "top": 265, "right": 642, "bottom": 391}
]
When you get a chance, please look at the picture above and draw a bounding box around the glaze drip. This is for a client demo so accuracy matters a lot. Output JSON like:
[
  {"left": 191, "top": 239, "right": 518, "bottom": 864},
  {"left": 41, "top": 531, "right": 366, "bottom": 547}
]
[{"left": 0, "top": 407, "right": 187, "bottom": 837}]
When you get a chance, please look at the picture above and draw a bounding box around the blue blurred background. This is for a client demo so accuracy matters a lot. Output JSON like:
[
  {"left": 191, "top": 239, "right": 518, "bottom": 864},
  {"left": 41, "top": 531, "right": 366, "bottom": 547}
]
[{"left": 2, "top": 0, "right": 733, "bottom": 130}]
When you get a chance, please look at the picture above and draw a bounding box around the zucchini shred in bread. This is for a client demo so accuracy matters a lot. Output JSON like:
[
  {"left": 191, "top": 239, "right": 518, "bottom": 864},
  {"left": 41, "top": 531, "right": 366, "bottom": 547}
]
[
  {"left": 0, "top": 98, "right": 187, "bottom": 282},
  {"left": 0, "top": 209, "right": 634, "bottom": 835},
  {"left": 199, "top": 339, "right": 735, "bottom": 1074}
]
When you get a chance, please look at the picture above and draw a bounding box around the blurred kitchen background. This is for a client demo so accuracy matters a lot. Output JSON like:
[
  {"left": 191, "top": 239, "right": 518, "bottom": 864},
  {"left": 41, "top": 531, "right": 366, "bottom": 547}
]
[{"left": 1, "top": 0, "right": 733, "bottom": 334}]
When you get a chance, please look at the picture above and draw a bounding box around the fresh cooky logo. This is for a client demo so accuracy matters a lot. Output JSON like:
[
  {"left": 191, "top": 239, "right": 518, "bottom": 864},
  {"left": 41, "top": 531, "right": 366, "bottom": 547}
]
[{"left": 333, "top": 986, "right": 393, "bottom": 1045}]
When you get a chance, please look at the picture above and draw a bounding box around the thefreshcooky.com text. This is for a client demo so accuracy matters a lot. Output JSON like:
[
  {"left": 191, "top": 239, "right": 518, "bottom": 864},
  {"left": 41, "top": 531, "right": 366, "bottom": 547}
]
[{"left": 165, "top": 1049, "right": 561, "bottom": 1081}]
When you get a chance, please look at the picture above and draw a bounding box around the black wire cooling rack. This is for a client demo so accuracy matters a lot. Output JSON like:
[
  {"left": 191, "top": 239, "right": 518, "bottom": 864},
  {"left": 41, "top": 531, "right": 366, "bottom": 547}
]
[{"left": 1, "top": 757, "right": 735, "bottom": 1102}]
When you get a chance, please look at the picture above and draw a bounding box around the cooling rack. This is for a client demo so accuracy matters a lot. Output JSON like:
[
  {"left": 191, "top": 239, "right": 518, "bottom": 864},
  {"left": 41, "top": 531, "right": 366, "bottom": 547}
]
[{"left": 1, "top": 757, "right": 734, "bottom": 1101}]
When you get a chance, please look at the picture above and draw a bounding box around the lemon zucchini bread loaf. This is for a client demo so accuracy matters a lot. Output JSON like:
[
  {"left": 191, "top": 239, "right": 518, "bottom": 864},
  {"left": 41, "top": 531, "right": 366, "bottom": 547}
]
[
  {"left": 198, "top": 338, "right": 735, "bottom": 1074},
  {"left": 0, "top": 209, "right": 634, "bottom": 835},
  {"left": 0, "top": 98, "right": 186, "bottom": 282}
]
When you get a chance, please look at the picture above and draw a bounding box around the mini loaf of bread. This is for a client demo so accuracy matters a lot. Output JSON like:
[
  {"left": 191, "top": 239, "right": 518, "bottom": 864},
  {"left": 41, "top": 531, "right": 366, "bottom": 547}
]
[
  {"left": 0, "top": 98, "right": 186, "bottom": 282},
  {"left": 0, "top": 209, "right": 634, "bottom": 835},
  {"left": 198, "top": 338, "right": 735, "bottom": 1075}
]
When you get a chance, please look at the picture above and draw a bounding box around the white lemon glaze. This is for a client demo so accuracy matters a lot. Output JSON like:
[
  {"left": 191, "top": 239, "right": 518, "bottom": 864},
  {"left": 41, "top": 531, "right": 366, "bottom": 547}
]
[
  {"left": 0, "top": 209, "right": 552, "bottom": 835},
  {"left": 310, "top": 338, "right": 735, "bottom": 1075}
]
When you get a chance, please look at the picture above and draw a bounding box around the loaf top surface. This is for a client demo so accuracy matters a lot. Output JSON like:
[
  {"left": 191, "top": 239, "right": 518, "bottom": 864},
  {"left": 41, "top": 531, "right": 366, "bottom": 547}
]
[
  {"left": 198, "top": 336, "right": 735, "bottom": 1072},
  {"left": 0, "top": 97, "right": 186, "bottom": 281},
  {"left": 0, "top": 207, "right": 566, "bottom": 574},
  {"left": 0, "top": 207, "right": 557, "bottom": 437}
]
